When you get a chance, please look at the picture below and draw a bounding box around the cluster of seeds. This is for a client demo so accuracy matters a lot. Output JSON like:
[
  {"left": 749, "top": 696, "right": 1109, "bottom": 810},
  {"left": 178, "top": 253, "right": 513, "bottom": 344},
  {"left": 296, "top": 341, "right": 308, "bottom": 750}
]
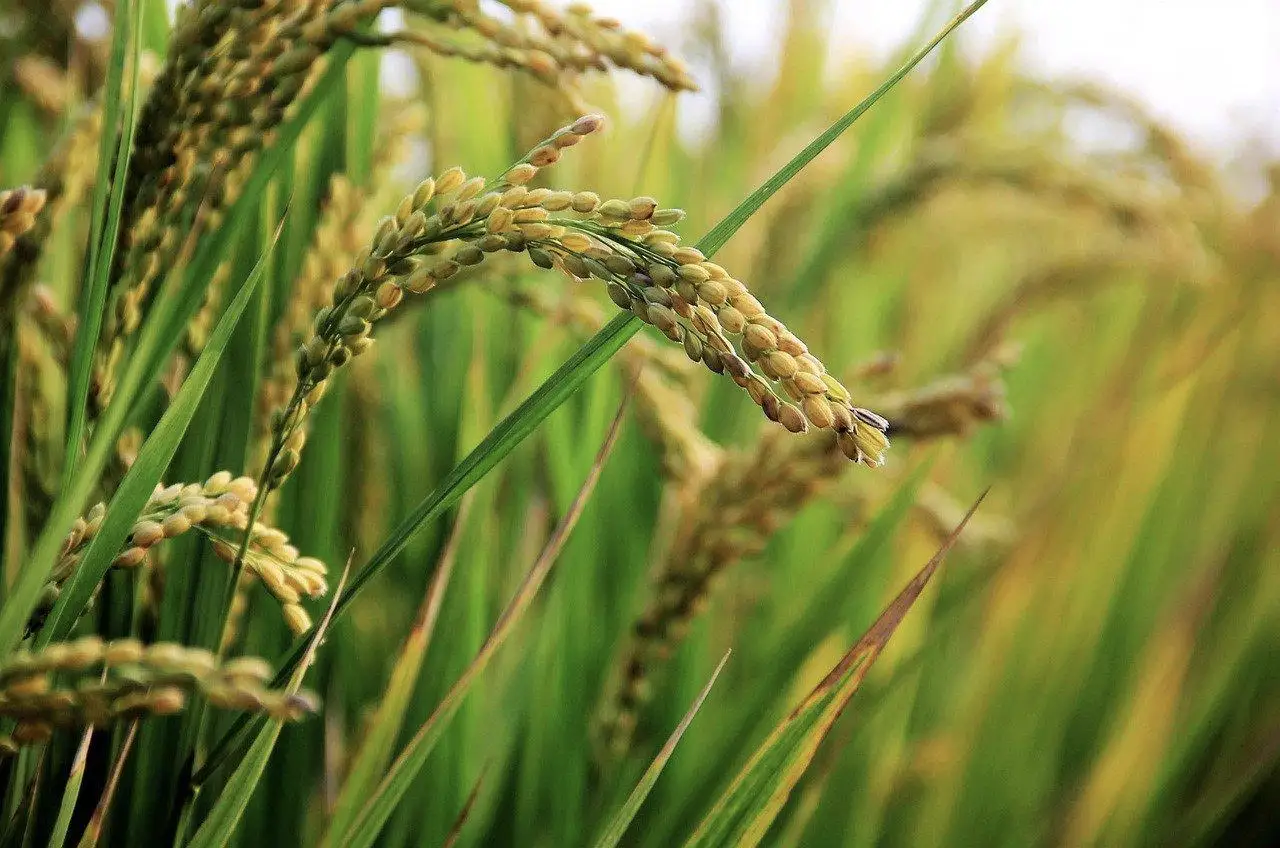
[
  {"left": 266, "top": 112, "right": 887, "bottom": 512},
  {"left": 0, "top": 637, "right": 315, "bottom": 754},
  {"left": 182, "top": 263, "right": 232, "bottom": 355},
  {"left": 419, "top": 0, "right": 697, "bottom": 92},
  {"left": 562, "top": 228, "right": 891, "bottom": 465},
  {"left": 0, "top": 106, "right": 100, "bottom": 318},
  {"left": 41, "top": 472, "right": 328, "bottom": 635},
  {"left": 91, "top": 0, "right": 395, "bottom": 415},
  {"left": 0, "top": 186, "right": 47, "bottom": 258},
  {"left": 262, "top": 114, "right": 607, "bottom": 490}
]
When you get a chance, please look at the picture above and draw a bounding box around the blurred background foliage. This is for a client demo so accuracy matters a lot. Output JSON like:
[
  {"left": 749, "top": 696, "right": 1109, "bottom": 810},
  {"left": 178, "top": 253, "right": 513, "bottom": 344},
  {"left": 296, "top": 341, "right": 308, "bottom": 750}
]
[{"left": 1, "top": 0, "right": 1277, "bottom": 845}]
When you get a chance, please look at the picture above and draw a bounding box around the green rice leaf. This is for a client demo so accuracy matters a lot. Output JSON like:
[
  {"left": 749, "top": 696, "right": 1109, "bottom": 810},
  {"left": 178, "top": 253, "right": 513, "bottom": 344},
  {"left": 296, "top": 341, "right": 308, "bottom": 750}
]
[
  {"left": 592, "top": 651, "right": 731, "bottom": 848},
  {"left": 324, "top": 401, "right": 628, "bottom": 848},
  {"left": 62, "top": 0, "right": 145, "bottom": 483}
]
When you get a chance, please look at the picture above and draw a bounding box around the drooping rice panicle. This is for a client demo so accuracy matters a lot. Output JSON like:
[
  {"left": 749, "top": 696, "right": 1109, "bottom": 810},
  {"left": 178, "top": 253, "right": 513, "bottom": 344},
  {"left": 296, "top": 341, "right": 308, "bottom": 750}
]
[
  {"left": 35, "top": 472, "right": 328, "bottom": 636},
  {"left": 401, "top": 0, "right": 698, "bottom": 92},
  {"left": 0, "top": 637, "right": 316, "bottom": 754}
]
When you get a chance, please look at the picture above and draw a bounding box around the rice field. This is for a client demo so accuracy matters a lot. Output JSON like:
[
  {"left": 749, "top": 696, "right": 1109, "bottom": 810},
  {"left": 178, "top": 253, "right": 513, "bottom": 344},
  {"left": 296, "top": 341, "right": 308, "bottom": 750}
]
[{"left": 0, "top": 1, "right": 1276, "bottom": 845}]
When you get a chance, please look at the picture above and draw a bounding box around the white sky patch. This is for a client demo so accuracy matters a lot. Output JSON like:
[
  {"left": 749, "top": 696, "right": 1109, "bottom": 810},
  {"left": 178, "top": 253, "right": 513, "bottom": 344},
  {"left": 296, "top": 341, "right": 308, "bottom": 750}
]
[{"left": 584, "top": 0, "right": 1280, "bottom": 155}]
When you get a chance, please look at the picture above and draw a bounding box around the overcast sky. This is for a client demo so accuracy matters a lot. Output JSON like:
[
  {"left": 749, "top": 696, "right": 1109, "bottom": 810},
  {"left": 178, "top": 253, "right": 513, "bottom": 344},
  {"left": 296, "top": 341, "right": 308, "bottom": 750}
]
[{"left": 584, "top": 0, "right": 1280, "bottom": 155}]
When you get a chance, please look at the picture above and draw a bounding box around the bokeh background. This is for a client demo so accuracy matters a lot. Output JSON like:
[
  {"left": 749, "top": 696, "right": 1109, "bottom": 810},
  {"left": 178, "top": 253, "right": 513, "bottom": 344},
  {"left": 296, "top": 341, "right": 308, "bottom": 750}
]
[{"left": 2, "top": 0, "right": 1278, "bottom": 845}]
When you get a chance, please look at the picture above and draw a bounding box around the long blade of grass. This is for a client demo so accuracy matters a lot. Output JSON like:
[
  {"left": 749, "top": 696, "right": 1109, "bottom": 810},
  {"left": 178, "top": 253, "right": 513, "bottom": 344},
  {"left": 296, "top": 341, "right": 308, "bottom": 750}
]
[
  {"left": 28, "top": 222, "right": 281, "bottom": 649},
  {"left": 683, "top": 491, "right": 988, "bottom": 848},
  {"left": 326, "top": 401, "right": 628, "bottom": 848},
  {"left": 648, "top": 459, "right": 936, "bottom": 848},
  {"left": 592, "top": 651, "right": 731, "bottom": 848},
  {"left": 324, "top": 496, "right": 473, "bottom": 840},
  {"left": 75, "top": 721, "right": 139, "bottom": 848},
  {"left": 47, "top": 726, "right": 95, "bottom": 848},
  {"left": 62, "top": 0, "right": 145, "bottom": 483},
  {"left": 186, "top": 558, "right": 351, "bottom": 848},
  {"left": 194, "top": 2, "right": 987, "bottom": 779}
]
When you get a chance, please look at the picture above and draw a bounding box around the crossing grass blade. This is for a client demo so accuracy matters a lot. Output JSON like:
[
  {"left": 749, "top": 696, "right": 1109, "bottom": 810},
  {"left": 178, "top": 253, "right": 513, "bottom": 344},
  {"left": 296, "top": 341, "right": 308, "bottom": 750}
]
[
  {"left": 186, "top": 558, "right": 351, "bottom": 848},
  {"left": 441, "top": 765, "right": 489, "bottom": 848},
  {"left": 683, "top": 491, "right": 988, "bottom": 848},
  {"left": 592, "top": 651, "right": 732, "bottom": 848},
  {"left": 323, "top": 498, "right": 473, "bottom": 842},
  {"left": 75, "top": 721, "right": 138, "bottom": 848},
  {"left": 323, "top": 401, "right": 628, "bottom": 848}
]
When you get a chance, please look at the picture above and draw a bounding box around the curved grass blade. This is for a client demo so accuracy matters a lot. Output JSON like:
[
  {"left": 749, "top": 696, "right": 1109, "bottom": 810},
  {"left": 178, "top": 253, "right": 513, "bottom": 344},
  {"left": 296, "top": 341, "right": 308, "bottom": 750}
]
[
  {"left": 62, "top": 0, "right": 145, "bottom": 483},
  {"left": 683, "top": 491, "right": 988, "bottom": 848},
  {"left": 186, "top": 558, "right": 350, "bottom": 848},
  {"left": 592, "top": 651, "right": 731, "bottom": 848},
  {"left": 194, "top": 1, "right": 989, "bottom": 780},
  {"left": 325, "top": 401, "right": 628, "bottom": 848},
  {"left": 29, "top": 221, "right": 282, "bottom": 649}
]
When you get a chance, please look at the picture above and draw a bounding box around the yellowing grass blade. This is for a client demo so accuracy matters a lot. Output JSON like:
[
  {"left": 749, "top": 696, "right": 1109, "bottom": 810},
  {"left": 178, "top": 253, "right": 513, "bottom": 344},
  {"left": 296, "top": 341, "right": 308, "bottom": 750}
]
[
  {"left": 683, "top": 490, "right": 988, "bottom": 848},
  {"left": 75, "top": 721, "right": 139, "bottom": 848}
]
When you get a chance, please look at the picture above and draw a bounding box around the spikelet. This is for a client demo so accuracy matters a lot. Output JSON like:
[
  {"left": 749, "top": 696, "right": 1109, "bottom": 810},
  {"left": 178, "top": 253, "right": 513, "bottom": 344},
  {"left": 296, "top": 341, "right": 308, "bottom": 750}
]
[
  {"left": 0, "top": 105, "right": 100, "bottom": 315},
  {"left": 11, "top": 54, "right": 69, "bottom": 115},
  {"left": 253, "top": 106, "right": 420, "bottom": 471},
  {"left": 595, "top": 427, "right": 847, "bottom": 758},
  {"left": 259, "top": 114, "right": 609, "bottom": 493},
  {"left": 0, "top": 639, "right": 316, "bottom": 754},
  {"left": 36, "top": 474, "right": 328, "bottom": 636},
  {"left": 0, "top": 187, "right": 47, "bottom": 261}
]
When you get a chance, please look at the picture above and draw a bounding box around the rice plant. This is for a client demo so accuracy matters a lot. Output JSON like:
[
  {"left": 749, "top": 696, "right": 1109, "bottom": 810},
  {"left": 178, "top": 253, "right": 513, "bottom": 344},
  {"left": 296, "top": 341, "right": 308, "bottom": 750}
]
[{"left": 1, "top": 0, "right": 1276, "bottom": 845}]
